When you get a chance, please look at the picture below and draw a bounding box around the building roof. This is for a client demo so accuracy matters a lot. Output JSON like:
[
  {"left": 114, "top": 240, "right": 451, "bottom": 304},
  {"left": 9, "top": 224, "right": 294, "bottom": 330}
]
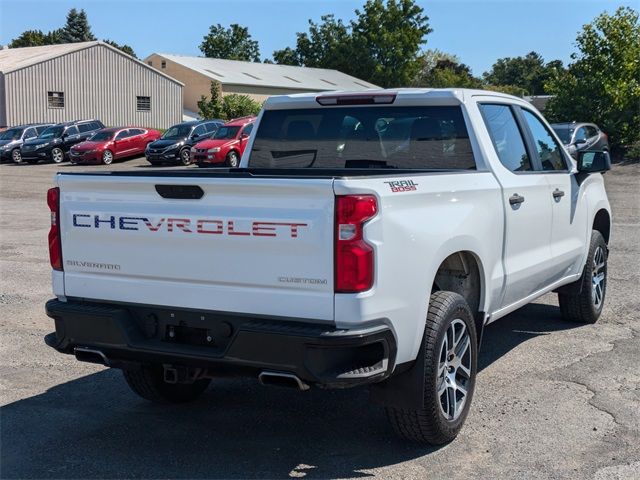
[
  {"left": 0, "top": 41, "right": 182, "bottom": 85},
  {"left": 148, "top": 53, "right": 379, "bottom": 91}
]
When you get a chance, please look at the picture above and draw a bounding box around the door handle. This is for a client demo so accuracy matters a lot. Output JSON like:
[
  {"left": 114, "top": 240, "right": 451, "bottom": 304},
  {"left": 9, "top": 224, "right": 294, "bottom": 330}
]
[
  {"left": 552, "top": 189, "right": 565, "bottom": 200},
  {"left": 509, "top": 193, "right": 525, "bottom": 205}
]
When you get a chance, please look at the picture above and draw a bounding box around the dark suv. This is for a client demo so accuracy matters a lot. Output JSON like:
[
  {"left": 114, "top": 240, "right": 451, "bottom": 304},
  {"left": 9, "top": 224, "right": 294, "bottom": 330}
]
[
  {"left": 145, "top": 120, "right": 223, "bottom": 166},
  {"left": 21, "top": 119, "right": 105, "bottom": 164},
  {"left": 0, "top": 123, "right": 54, "bottom": 163}
]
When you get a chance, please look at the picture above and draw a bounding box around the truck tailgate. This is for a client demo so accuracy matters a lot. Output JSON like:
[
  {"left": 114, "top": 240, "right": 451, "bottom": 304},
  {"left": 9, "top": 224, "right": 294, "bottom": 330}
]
[{"left": 57, "top": 174, "right": 335, "bottom": 321}]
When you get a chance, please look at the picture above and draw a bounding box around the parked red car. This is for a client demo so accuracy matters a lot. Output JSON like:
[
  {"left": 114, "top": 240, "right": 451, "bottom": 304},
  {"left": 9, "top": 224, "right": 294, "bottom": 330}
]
[
  {"left": 191, "top": 117, "right": 256, "bottom": 167},
  {"left": 70, "top": 127, "right": 161, "bottom": 165}
]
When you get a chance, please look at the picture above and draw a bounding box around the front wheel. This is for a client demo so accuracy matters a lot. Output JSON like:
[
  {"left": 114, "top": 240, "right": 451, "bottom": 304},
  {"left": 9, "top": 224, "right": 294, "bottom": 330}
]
[
  {"left": 180, "top": 148, "right": 192, "bottom": 166},
  {"left": 102, "top": 149, "right": 114, "bottom": 165},
  {"left": 51, "top": 147, "right": 64, "bottom": 164},
  {"left": 12, "top": 148, "right": 22, "bottom": 163},
  {"left": 386, "top": 291, "right": 477, "bottom": 445},
  {"left": 123, "top": 365, "right": 211, "bottom": 404},
  {"left": 558, "top": 230, "right": 607, "bottom": 324},
  {"left": 225, "top": 151, "right": 239, "bottom": 168}
]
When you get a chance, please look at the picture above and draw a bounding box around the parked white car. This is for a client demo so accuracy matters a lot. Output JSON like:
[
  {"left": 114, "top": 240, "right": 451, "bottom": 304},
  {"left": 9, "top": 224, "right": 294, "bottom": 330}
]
[{"left": 44, "top": 89, "right": 612, "bottom": 444}]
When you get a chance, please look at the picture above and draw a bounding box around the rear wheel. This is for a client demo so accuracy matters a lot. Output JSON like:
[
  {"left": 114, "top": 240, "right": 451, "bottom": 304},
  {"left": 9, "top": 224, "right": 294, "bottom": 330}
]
[
  {"left": 12, "top": 148, "right": 22, "bottom": 163},
  {"left": 225, "top": 151, "right": 239, "bottom": 168},
  {"left": 123, "top": 365, "right": 211, "bottom": 404},
  {"left": 51, "top": 147, "right": 64, "bottom": 163},
  {"left": 558, "top": 230, "right": 607, "bottom": 324},
  {"left": 386, "top": 291, "right": 477, "bottom": 444},
  {"left": 102, "top": 150, "right": 114, "bottom": 165}
]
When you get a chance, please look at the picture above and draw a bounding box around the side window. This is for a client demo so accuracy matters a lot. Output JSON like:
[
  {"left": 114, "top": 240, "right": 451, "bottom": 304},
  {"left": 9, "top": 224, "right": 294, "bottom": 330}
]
[
  {"left": 65, "top": 126, "right": 79, "bottom": 136},
  {"left": 205, "top": 122, "right": 219, "bottom": 133},
  {"left": 115, "top": 130, "right": 130, "bottom": 140},
  {"left": 586, "top": 126, "right": 598, "bottom": 138},
  {"left": 242, "top": 123, "right": 254, "bottom": 136},
  {"left": 78, "top": 123, "right": 94, "bottom": 133},
  {"left": 192, "top": 125, "right": 206, "bottom": 137},
  {"left": 130, "top": 128, "right": 144, "bottom": 136},
  {"left": 90, "top": 122, "right": 102, "bottom": 131},
  {"left": 23, "top": 128, "right": 37, "bottom": 139},
  {"left": 479, "top": 104, "right": 532, "bottom": 172},
  {"left": 521, "top": 110, "right": 567, "bottom": 171},
  {"left": 574, "top": 127, "right": 588, "bottom": 142}
]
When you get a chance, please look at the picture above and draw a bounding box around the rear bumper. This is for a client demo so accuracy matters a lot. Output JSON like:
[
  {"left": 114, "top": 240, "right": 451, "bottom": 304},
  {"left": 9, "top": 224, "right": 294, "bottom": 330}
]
[{"left": 44, "top": 298, "right": 396, "bottom": 388}]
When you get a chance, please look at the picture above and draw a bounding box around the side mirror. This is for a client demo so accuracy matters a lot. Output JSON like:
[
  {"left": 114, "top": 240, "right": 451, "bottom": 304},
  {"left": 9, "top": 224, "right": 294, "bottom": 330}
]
[
  {"left": 240, "top": 133, "right": 249, "bottom": 140},
  {"left": 577, "top": 150, "right": 611, "bottom": 174},
  {"left": 574, "top": 138, "right": 587, "bottom": 145}
]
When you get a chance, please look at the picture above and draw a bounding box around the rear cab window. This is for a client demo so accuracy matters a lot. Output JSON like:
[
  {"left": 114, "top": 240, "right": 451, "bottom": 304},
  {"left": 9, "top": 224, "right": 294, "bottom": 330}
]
[{"left": 248, "top": 106, "right": 476, "bottom": 170}]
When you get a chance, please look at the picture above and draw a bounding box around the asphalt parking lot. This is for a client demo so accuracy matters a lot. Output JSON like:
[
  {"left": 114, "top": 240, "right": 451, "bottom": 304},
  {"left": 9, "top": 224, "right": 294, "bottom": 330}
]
[{"left": 0, "top": 157, "right": 638, "bottom": 479}]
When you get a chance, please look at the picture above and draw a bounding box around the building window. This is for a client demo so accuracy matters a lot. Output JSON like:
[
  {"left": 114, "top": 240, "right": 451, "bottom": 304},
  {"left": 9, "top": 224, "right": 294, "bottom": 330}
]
[
  {"left": 48, "top": 91, "right": 64, "bottom": 108},
  {"left": 161, "top": 60, "right": 166, "bottom": 69},
  {"left": 137, "top": 96, "right": 151, "bottom": 112},
  {"left": 147, "top": 61, "right": 153, "bottom": 66}
]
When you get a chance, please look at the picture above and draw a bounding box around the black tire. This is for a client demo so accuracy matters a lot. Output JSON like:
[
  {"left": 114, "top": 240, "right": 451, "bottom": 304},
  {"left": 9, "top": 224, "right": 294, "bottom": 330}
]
[
  {"left": 179, "top": 148, "right": 192, "bottom": 166},
  {"left": 225, "top": 151, "right": 239, "bottom": 168},
  {"left": 558, "top": 230, "right": 607, "bottom": 324},
  {"left": 123, "top": 365, "right": 211, "bottom": 404},
  {"left": 12, "top": 148, "right": 22, "bottom": 163},
  {"left": 386, "top": 291, "right": 477, "bottom": 445}
]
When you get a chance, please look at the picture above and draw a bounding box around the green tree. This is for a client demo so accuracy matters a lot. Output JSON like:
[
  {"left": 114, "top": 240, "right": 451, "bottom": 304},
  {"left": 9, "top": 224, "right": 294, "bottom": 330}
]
[
  {"left": 221, "top": 94, "right": 262, "bottom": 119},
  {"left": 9, "top": 30, "right": 48, "bottom": 47},
  {"left": 200, "top": 24, "right": 260, "bottom": 61},
  {"left": 350, "top": 0, "right": 432, "bottom": 87},
  {"left": 272, "top": 0, "right": 431, "bottom": 87},
  {"left": 60, "top": 8, "right": 96, "bottom": 43},
  {"left": 273, "top": 15, "right": 353, "bottom": 72},
  {"left": 414, "top": 50, "right": 483, "bottom": 88},
  {"left": 545, "top": 7, "right": 640, "bottom": 149},
  {"left": 9, "top": 28, "right": 64, "bottom": 47},
  {"left": 197, "top": 81, "right": 225, "bottom": 119},
  {"left": 103, "top": 39, "right": 137, "bottom": 58},
  {"left": 483, "top": 51, "right": 564, "bottom": 95}
]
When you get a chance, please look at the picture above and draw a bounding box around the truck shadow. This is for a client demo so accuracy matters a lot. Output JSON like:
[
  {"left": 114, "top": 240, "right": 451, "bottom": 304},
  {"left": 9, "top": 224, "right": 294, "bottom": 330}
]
[{"left": 0, "top": 301, "right": 580, "bottom": 479}]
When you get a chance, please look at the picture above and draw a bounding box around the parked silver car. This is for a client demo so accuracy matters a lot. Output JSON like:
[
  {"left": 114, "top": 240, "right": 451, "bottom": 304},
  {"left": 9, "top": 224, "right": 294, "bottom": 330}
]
[
  {"left": 0, "top": 123, "right": 54, "bottom": 163},
  {"left": 551, "top": 122, "right": 609, "bottom": 159}
]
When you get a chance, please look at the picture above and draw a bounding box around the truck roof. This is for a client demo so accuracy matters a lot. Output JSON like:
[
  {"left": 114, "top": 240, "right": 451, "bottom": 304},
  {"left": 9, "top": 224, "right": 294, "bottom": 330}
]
[{"left": 263, "top": 88, "right": 526, "bottom": 109}]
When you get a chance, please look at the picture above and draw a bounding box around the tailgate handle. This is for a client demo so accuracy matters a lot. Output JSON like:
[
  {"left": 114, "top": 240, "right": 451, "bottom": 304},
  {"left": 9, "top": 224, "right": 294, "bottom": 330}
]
[{"left": 155, "top": 184, "right": 204, "bottom": 200}]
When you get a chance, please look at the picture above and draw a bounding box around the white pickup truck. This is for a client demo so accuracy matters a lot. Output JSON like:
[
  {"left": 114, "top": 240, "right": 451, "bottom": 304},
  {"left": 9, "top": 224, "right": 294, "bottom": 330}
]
[{"left": 45, "top": 89, "right": 612, "bottom": 444}]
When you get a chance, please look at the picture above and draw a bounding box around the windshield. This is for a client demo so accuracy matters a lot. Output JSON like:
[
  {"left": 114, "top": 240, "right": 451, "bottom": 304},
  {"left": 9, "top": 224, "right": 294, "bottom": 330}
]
[
  {"left": 213, "top": 126, "right": 241, "bottom": 140},
  {"left": 39, "top": 126, "right": 65, "bottom": 139},
  {"left": 551, "top": 125, "right": 573, "bottom": 144},
  {"left": 0, "top": 128, "right": 23, "bottom": 140},
  {"left": 162, "top": 125, "right": 192, "bottom": 139},
  {"left": 248, "top": 106, "right": 475, "bottom": 170},
  {"left": 89, "top": 131, "right": 114, "bottom": 142}
]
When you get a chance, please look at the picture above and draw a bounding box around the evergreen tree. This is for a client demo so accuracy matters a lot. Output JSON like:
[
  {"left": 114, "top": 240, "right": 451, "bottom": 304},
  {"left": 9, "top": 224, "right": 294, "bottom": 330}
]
[{"left": 61, "top": 8, "right": 96, "bottom": 43}]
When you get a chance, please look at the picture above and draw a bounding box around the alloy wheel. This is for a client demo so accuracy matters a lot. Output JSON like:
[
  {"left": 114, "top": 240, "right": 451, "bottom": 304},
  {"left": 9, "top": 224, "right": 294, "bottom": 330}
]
[
  {"left": 12, "top": 149, "right": 22, "bottom": 163},
  {"left": 437, "top": 318, "right": 472, "bottom": 421},
  {"left": 103, "top": 150, "right": 113, "bottom": 165},
  {"left": 592, "top": 246, "right": 606, "bottom": 309},
  {"left": 52, "top": 148, "right": 63, "bottom": 163}
]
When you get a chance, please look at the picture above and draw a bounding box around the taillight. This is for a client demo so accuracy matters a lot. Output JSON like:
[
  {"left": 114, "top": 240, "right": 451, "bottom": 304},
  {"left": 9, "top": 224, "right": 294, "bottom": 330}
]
[
  {"left": 335, "top": 195, "right": 377, "bottom": 293},
  {"left": 47, "top": 187, "right": 63, "bottom": 271}
]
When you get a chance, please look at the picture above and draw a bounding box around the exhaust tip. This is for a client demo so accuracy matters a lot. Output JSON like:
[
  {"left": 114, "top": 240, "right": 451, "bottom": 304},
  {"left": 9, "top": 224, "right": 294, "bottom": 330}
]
[
  {"left": 74, "top": 347, "right": 109, "bottom": 366},
  {"left": 258, "top": 371, "right": 309, "bottom": 391}
]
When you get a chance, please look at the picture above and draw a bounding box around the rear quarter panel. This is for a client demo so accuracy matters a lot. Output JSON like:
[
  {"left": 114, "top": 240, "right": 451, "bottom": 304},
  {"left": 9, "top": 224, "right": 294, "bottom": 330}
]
[{"left": 334, "top": 171, "right": 504, "bottom": 364}]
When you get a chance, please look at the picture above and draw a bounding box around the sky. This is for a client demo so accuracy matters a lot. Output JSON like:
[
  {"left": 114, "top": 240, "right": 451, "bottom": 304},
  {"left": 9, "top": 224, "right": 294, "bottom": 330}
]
[{"left": 0, "top": 0, "right": 634, "bottom": 76}]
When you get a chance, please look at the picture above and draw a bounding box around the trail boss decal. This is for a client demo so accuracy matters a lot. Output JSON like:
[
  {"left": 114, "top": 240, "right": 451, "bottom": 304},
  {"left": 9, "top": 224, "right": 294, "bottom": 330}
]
[
  {"left": 384, "top": 180, "right": 418, "bottom": 192},
  {"left": 72, "top": 214, "right": 308, "bottom": 238}
]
